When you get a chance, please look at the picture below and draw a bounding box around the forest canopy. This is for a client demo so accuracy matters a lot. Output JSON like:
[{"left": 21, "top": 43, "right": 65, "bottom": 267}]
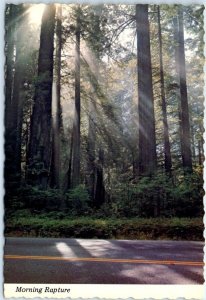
[{"left": 4, "top": 3, "right": 204, "bottom": 223}]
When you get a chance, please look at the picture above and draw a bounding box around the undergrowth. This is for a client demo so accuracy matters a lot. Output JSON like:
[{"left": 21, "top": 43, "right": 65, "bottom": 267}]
[{"left": 5, "top": 211, "right": 203, "bottom": 241}]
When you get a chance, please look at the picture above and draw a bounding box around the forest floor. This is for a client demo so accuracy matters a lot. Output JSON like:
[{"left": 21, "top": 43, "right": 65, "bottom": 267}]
[{"left": 5, "top": 210, "right": 203, "bottom": 241}]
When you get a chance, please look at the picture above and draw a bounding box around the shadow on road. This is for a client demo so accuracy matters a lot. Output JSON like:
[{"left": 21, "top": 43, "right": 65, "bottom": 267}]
[
  {"left": 51, "top": 239, "right": 204, "bottom": 284},
  {"left": 55, "top": 238, "right": 93, "bottom": 258},
  {"left": 4, "top": 238, "right": 204, "bottom": 284}
]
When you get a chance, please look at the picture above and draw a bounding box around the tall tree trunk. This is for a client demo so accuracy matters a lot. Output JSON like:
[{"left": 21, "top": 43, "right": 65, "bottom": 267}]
[
  {"left": 174, "top": 6, "right": 192, "bottom": 172},
  {"left": 86, "top": 7, "right": 106, "bottom": 206},
  {"left": 67, "top": 131, "right": 74, "bottom": 190},
  {"left": 199, "top": 125, "right": 204, "bottom": 166},
  {"left": 5, "top": 4, "right": 15, "bottom": 129},
  {"left": 62, "top": 130, "right": 73, "bottom": 192},
  {"left": 198, "top": 139, "right": 202, "bottom": 166},
  {"left": 136, "top": 4, "right": 157, "bottom": 176},
  {"left": 86, "top": 58, "right": 98, "bottom": 203},
  {"left": 190, "top": 125, "right": 196, "bottom": 164},
  {"left": 197, "top": 122, "right": 204, "bottom": 166},
  {"left": 86, "top": 109, "right": 96, "bottom": 201},
  {"left": 196, "top": 105, "right": 204, "bottom": 166},
  {"left": 5, "top": 5, "right": 24, "bottom": 190},
  {"left": 51, "top": 5, "right": 63, "bottom": 188},
  {"left": 11, "top": 30, "right": 24, "bottom": 179},
  {"left": 27, "top": 4, "right": 56, "bottom": 188},
  {"left": 157, "top": 6, "right": 172, "bottom": 175},
  {"left": 72, "top": 9, "right": 81, "bottom": 187},
  {"left": 94, "top": 148, "right": 105, "bottom": 208}
]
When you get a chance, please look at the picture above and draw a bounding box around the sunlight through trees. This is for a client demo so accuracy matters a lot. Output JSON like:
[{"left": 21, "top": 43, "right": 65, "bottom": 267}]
[{"left": 4, "top": 4, "right": 204, "bottom": 219}]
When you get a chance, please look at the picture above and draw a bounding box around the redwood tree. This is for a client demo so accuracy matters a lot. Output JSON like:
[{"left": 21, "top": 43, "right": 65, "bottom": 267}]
[
  {"left": 51, "top": 5, "right": 63, "bottom": 188},
  {"left": 5, "top": 5, "right": 25, "bottom": 189},
  {"left": 86, "top": 6, "right": 102, "bottom": 205},
  {"left": 157, "top": 5, "right": 172, "bottom": 174},
  {"left": 174, "top": 5, "right": 192, "bottom": 172},
  {"left": 136, "top": 4, "right": 157, "bottom": 176},
  {"left": 72, "top": 6, "right": 81, "bottom": 187},
  {"left": 27, "top": 4, "right": 56, "bottom": 188}
]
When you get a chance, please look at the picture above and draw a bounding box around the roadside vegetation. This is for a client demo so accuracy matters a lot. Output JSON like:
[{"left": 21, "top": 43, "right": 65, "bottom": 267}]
[
  {"left": 5, "top": 211, "right": 203, "bottom": 240},
  {"left": 5, "top": 175, "right": 203, "bottom": 241}
]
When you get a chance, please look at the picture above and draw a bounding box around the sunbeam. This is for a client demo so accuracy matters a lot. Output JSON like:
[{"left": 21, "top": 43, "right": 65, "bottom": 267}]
[{"left": 28, "top": 4, "right": 45, "bottom": 25}]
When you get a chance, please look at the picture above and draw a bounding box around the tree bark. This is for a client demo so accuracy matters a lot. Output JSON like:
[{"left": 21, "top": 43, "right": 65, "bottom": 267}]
[
  {"left": 67, "top": 131, "right": 74, "bottom": 190},
  {"left": 157, "top": 6, "right": 172, "bottom": 175},
  {"left": 190, "top": 125, "right": 196, "bottom": 164},
  {"left": 86, "top": 7, "right": 105, "bottom": 205},
  {"left": 5, "top": 5, "right": 24, "bottom": 189},
  {"left": 174, "top": 6, "right": 192, "bottom": 172},
  {"left": 72, "top": 8, "right": 81, "bottom": 187},
  {"left": 27, "top": 4, "right": 56, "bottom": 188},
  {"left": 136, "top": 4, "right": 157, "bottom": 176},
  {"left": 86, "top": 58, "right": 99, "bottom": 202},
  {"left": 197, "top": 123, "right": 204, "bottom": 166},
  {"left": 5, "top": 4, "right": 15, "bottom": 129},
  {"left": 51, "top": 5, "right": 63, "bottom": 188},
  {"left": 86, "top": 110, "right": 96, "bottom": 201},
  {"left": 94, "top": 148, "right": 105, "bottom": 208}
]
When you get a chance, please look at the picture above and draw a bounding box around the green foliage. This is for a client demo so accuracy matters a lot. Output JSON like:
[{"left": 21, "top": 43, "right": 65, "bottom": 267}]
[
  {"left": 170, "top": 169, "right": 204, "bottom": 217},
  {"left": 6, "top": 169, "right": 203, "bottom": 222},
  {"left": 7, "top": 186, "right": 63, "bottom": 212},
  {"left": 109, "top": 171, "right": 203, "bottom": 218},
  {"left": 5, "top": 213, "right": 203, "bottom": 241},
  {"left": 91, "top": 202, "right": 114, "bottom": 218},
  {"left": 65, "top": 184, "right": 91, "bottom": 215}
]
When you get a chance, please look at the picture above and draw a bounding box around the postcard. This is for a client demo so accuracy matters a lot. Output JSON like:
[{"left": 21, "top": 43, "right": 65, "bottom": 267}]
[{"left": 3, "top": 1, "right": 205, "bottom": 299}]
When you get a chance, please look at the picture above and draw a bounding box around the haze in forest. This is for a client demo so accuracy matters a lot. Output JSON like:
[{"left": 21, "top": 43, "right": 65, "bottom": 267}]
[{"left": 4, "top": 3, "right": 204, "bottom": 240}]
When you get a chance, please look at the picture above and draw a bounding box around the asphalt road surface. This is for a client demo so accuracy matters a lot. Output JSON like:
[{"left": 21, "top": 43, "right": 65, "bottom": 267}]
[{"left": 4, "top": 238, "right": 204, "bottom": 284}]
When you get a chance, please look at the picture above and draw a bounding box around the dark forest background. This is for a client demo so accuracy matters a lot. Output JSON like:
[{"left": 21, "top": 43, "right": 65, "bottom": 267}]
[{"left": 4, "top": 4, "right": 204, "bottom": 239}]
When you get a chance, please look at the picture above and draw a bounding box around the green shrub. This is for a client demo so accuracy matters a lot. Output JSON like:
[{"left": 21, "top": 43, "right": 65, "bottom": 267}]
[
  {"left": 7, "top": 186, "right": 63, "bottom": 212},
  {"left": 170, "top": 171, "right": 204, "bottom": 217},
  {"left": 65, "top": 184, "right": 91, "bottom": 216},
  {"left": 109, "top": 171, "right": 203, "bottom": 218},
  {"left": 5, "top": 214, "right": 203, "bottom": 241}
]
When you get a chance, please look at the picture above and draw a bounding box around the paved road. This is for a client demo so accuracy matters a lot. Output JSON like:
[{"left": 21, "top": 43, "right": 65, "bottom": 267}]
[{"left": 4, "top": 238, "right": 204, "bottom": 284}]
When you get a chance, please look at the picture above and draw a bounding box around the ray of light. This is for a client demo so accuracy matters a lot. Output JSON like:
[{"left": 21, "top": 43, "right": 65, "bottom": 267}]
[{"left": 28, "top": 4, "right": 45, "bottom": 25}]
